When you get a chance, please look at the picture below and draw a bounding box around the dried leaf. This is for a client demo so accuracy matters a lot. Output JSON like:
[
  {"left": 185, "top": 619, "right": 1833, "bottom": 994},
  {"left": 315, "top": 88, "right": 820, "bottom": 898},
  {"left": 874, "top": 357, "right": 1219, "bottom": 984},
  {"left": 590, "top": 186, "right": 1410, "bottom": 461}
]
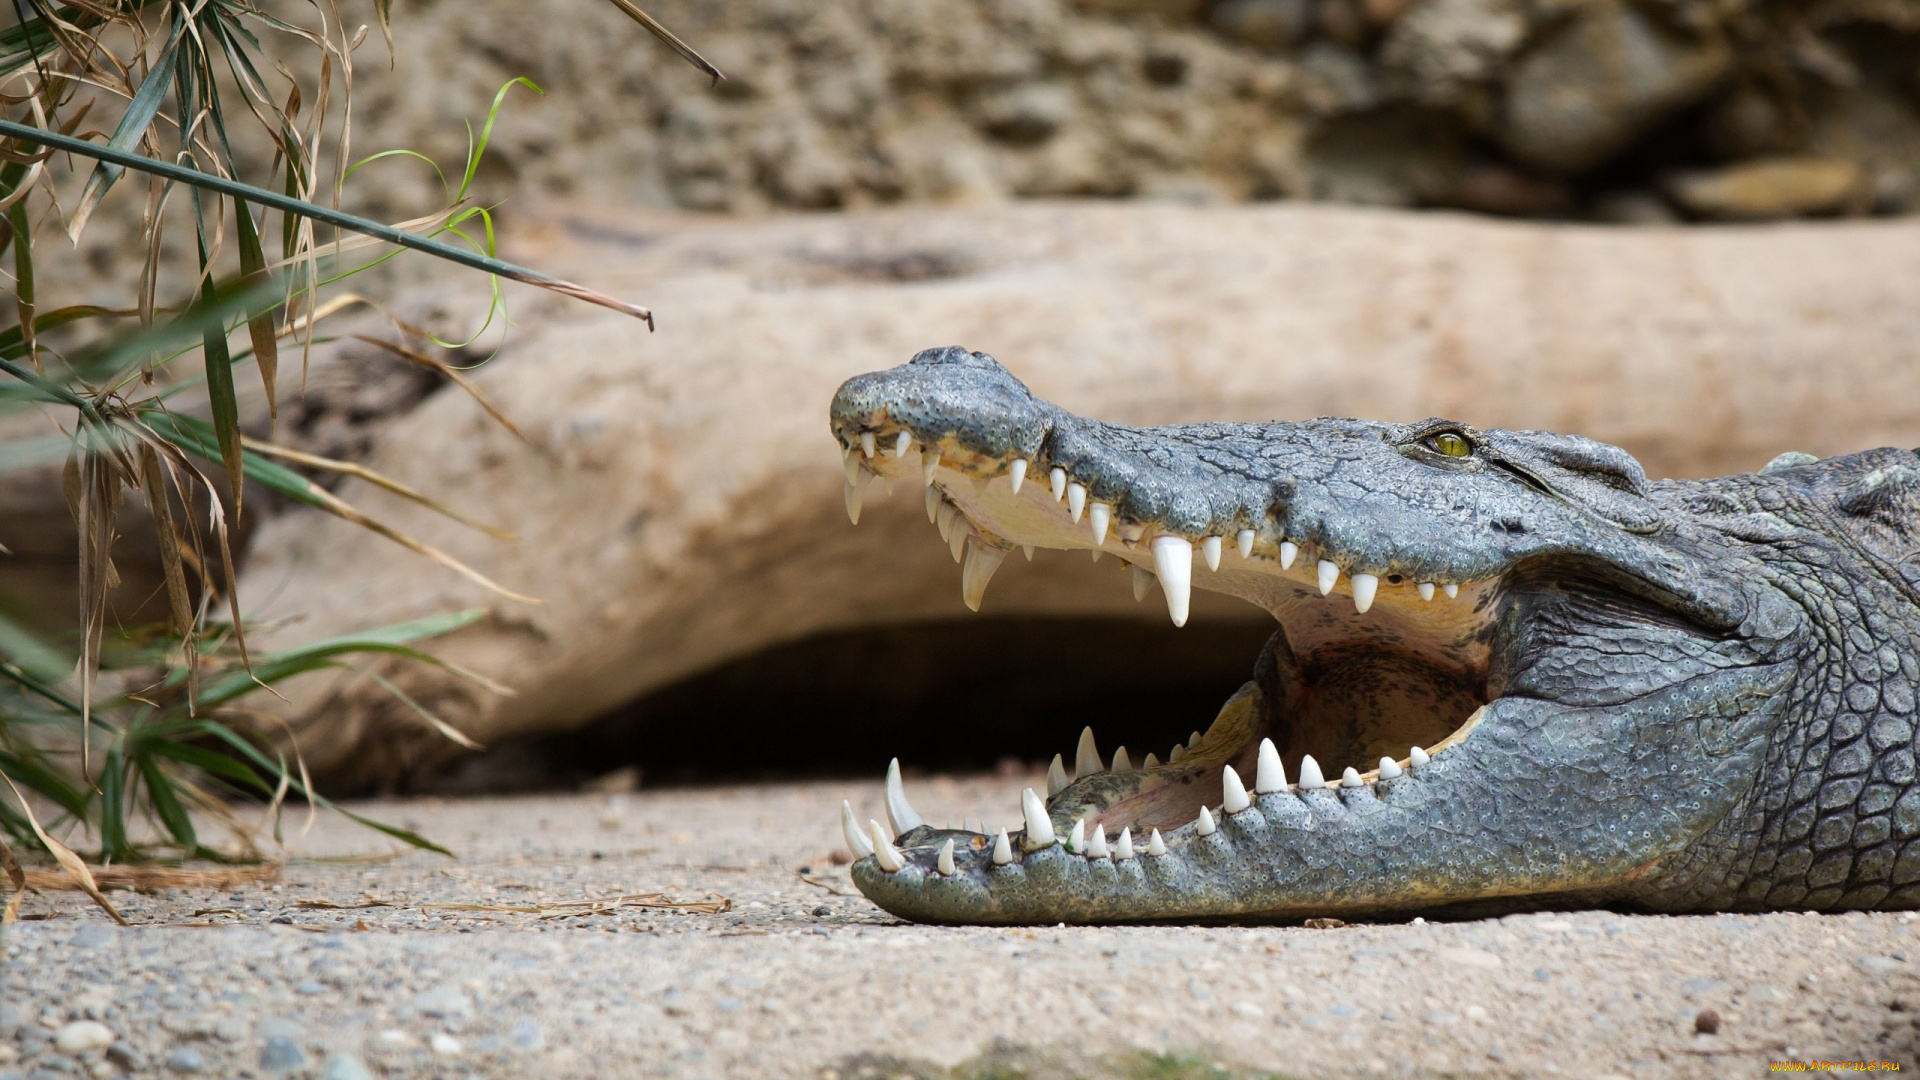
[
  {"left": 600, "top": 0, "right": 725, "bottom": 85},
  {"left": 239, "top": 436, "right": 516, "bottom": 540},
  {"left": 352, "top": 335, "right": 529, "bottom": 446},
  {"left": 233, "top": 198, "right": 279, "bottom": 417},
  {"left": 0, "top": 775, "right": 128, "bottom": 925},
  {"left": 139, "top": 445, "right": 199, "bottom": 697}
]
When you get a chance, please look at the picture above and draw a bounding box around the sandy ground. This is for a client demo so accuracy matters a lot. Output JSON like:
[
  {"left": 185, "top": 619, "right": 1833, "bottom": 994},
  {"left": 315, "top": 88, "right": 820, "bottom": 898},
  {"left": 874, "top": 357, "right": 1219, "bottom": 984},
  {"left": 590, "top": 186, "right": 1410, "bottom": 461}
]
[{"left": 7, "top": 772, "right": 1919, "bottom": 1079}]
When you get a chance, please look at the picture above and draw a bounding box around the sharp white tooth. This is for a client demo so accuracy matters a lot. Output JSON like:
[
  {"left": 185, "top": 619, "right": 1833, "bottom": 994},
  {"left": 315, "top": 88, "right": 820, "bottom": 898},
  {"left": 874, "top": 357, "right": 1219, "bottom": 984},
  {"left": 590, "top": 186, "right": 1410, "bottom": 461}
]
[
  {"left": 1189, "top": 730, "right": 1203, "bottom": 749},
  {"left": 921, "top": 447, "right": 940, "bottom": 486},
  {"left": 1443, "top": 583, "right": 1459, "bottom": 599},
  {"left": 1008, "top": 459, "right": 1028, "bottom": 495},
  {"left": 1201, "top": 535, "right": 1222, "bottom": 572},
  {"left": 1047, "top": 754, "right": 1069, "bottom": 796},
  {"left": 1409, "top": 745, "right": 1430, "bottom": 767},
  {"left": 1090, "top": 548, "right": 1103, "bottom": 563},
  {"left": 1417, "top": 582, "right": 1435, "bottom": 601},
  {"left": 1050, "top": 467, "right": 1067, "bottom": 502},
  {"left": 884, "top": 759, "right": 926, "bottom": 835},
  {"left": 1297, "top": 754, "right": 1326, "bottom": 789},
  {"left": 1142, "top": 752, "right": 1161, "bottom": 769},
  {"left": 1378, "top": 756, "right": 1403, "bottom": 779},
  {"left": 935, "top": 838, "right": 956, "bottom": 876},
  {"left": 1146, "top": 828, "right": 1167, "bottom": 857},
  {"left": 843, "top": 450, "right": 863, "bottom": 485},
  {"left": 962, "top": 538, "right": 1008, "bottom": 611},
  {"left": 1067, "top": 482, "right": 1087, "bottom": 523},
  {"left": 894, "top": 431, "right": 912, "bottom": 459},
  {"left": 1196, "top": 806, "right": 1216, "bottom": 836},
  {"left": 1151, "top": 536, "right": 1193, "bottom": 627},
  {"left": 860, "top": 432, "right": 876, "bottom": 459},
  {"left": 1255, "top": 738, "right": 1288, "bottom": 794},
  {"left": 1087, "top": 823, "right": 1110, "bottom": 859},
  {"left": 1221, "top": 765, "right": 1250, "bottom": 813},
  {"left": 1237, "top": 529, "right": 1256, "bottom": 559},
  {"left": 936, "top": 499, "right": 958, "bottom": 542},
  {"left": 1132, "top": 565, "right": 1155, "bottom": 602},
  {"left": 876, "top": 474, "right": 895, "bottom": 498},
  {"left": 1021, "top": 788, "right": 1057, "bottom": 850},
  {"left": 949, "top": 521, "right": 970, "bottom": 563},
  {"left": 1022, "top": 544, "right": 1034, "bottom": 561},
  {"left": 869, "top": 821, "right": 905, "bottom": 872},
  {"left": 842, "top": 801, "right": 875, "bottom": 858},
  {"left": 1168, "top": 744, "right": 1186, "bottom": 763},
  {"left": 1111, "top": 746, "right": 1133, "bottom": 773},
  {"left": 844, "top": 471, "right": 874, "bottom": 525},
  {"left": 992, "top": 829, "right": 1014, "bottom": 865},
  {"left": 1115, "top": 826, "right": 1134, "bottom": 860},
  {"left": 1089, "top": 503, "right": 1112, "bottom": 546},
  {"left": 1279, "top": 540, "right": 1298, "bottom": 570},
  {"left": 1351, "top": 573, "right": 1378, "bottom": 614},
  {"left": 1341, "top": 767, "right": 1363, "bottom": 788},
  {"left": 1076, "top": 727, "right": 1103, "bottom": 777},
  {"left": 925, "top": 484, "right": 942, "bottom": 524},
  {"left": 1317, "top": 560, "right": 1340, "bottom": 596},
  {"left": 1068, "top": 817, "right": 1086, "bottom": 854}
]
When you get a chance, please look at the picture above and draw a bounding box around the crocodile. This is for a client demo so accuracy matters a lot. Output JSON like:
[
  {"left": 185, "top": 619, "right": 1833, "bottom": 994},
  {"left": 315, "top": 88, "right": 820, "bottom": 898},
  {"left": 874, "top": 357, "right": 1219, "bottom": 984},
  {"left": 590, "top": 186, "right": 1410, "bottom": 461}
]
[{"left": 824, "top": 345, "right": 1920, "bottom": 925}]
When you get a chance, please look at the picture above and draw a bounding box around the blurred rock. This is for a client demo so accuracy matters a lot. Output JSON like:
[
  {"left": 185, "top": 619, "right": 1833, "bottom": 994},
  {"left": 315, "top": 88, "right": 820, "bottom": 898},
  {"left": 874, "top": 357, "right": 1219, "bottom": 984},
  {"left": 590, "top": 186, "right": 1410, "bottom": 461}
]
[
  {"left": 1210, "top": 0, "right": 1316, "bottom": 49},
  {"left": 1501, "top": 0, "right": 1732, "bottom": 174},
  {"left": 1665, "top": 157, "right": 1864, "bottom": 219},
  {"left": 1589, "top": 188, "right": 1681, "bottom": 224},
  {"left": 1436, "top": 164, "right": 1571, "bottom": 216},
  {"left": 973, "top": 84, "right": 1075, "bottom": 146},
  {"left": 1377, "top": 0, "right": 1527, "bottom": 106},
  {"left": 236, "top": 201, "right": 1920, "bottom": 788}
]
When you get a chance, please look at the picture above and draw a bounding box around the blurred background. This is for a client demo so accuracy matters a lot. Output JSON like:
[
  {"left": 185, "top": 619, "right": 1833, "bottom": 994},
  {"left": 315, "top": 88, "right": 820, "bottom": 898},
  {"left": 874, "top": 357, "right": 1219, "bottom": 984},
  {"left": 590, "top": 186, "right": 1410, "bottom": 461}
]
[{"left": 4, "top": 0, "right": 1920, "bottom": 850}]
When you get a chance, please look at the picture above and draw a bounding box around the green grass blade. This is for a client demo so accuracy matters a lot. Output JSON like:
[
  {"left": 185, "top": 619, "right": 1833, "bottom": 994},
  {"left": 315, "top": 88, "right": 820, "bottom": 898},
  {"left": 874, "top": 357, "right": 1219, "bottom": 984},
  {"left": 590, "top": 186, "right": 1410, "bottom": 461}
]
[
  {"left": 66, "top": 17, "right": 186, "bottom": 239},
  {"left": 135, "top": 754, "right": 197, "bottom": 850},
  {"left": 100, "top": 741, "right": 130, "bottom": 860},
  {"left": 143, "top": 740, "right": 270, "bottom": 796},
  {"left": 0, "top": 305, "right": 138, "bottom": 362},
  {"left": 189, "top": 721, "right": 453, "bottom": 856},
  {"left": 0, "top": 749, "right": 89, "bottom": 819},
  {"left": 195, "top": 233, "right": 246, "bottom": 516},
  {"left": 181, "top": 609, "right": 486, "bottom": 708},
  {"left": 455, "top": 78, "right": 543, "bottom": 203},
  {"left": 0, "top": 120, "right": 652, "bottom": 326}
]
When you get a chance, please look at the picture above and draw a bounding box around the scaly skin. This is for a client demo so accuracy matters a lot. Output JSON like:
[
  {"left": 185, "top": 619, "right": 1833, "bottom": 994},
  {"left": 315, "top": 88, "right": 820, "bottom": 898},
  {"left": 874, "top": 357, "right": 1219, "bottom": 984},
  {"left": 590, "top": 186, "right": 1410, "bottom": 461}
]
[{"left": 827, "top": 346, "right": 1920, "bottom": 924}]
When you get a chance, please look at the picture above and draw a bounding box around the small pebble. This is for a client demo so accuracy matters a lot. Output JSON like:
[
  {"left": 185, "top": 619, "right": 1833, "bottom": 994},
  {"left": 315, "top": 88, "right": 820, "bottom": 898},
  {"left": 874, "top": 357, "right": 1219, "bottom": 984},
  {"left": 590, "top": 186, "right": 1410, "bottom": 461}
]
[
  {"left": 53, "top": 1021, "right": 114, "bottom": 1055},
  {"left": 260, "top": 1036, "right": 307, "bottom": 1074},
  {"left": 321, "top": 1054, "right": 374, "bottom": 1080},
  {"left": 165, "top": 1048, "right": 205, "bottom": 1074},
  {"left": 429, "top": 1033, "right": 462, "bottom": 1057},
  {"left": 1695, "top": 1008, "right": 1722, "bottom": 1035},
  {"left": 507, "top": 1020, "right": 543, "bottom": 1050},
  {"left": 811, "top": 906, "right": 832, "bottom": 917}
]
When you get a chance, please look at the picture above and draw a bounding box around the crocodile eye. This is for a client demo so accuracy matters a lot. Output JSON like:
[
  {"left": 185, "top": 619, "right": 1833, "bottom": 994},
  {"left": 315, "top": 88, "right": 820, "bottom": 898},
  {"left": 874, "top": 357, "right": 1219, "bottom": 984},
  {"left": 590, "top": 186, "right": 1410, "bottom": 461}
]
[{"left": 1428, "top": 431, "right": 1472, "bottom": 458}]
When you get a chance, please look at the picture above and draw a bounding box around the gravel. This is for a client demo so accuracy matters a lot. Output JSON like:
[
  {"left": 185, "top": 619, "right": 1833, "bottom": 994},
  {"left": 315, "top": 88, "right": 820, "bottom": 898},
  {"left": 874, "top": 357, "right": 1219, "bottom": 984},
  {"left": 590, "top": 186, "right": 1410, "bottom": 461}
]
[{"left": 4, "top": 776, "right": 1919, "bottom": 1078}]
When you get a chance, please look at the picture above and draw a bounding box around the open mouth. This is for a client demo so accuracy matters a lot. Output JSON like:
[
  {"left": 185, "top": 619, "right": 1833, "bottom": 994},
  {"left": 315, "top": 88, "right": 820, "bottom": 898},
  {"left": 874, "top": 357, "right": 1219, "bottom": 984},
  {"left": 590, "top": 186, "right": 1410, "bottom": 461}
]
[{"left": 831, "top": 416, "right": 1502, "bottom": 872}]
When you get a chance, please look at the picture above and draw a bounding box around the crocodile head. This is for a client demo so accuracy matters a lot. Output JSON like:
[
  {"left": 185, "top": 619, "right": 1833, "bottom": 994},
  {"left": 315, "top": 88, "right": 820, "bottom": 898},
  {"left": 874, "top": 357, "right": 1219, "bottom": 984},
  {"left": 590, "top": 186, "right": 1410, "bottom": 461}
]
[{"left": 827, "top": 347, "right": 1920, "bottom": 924}]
